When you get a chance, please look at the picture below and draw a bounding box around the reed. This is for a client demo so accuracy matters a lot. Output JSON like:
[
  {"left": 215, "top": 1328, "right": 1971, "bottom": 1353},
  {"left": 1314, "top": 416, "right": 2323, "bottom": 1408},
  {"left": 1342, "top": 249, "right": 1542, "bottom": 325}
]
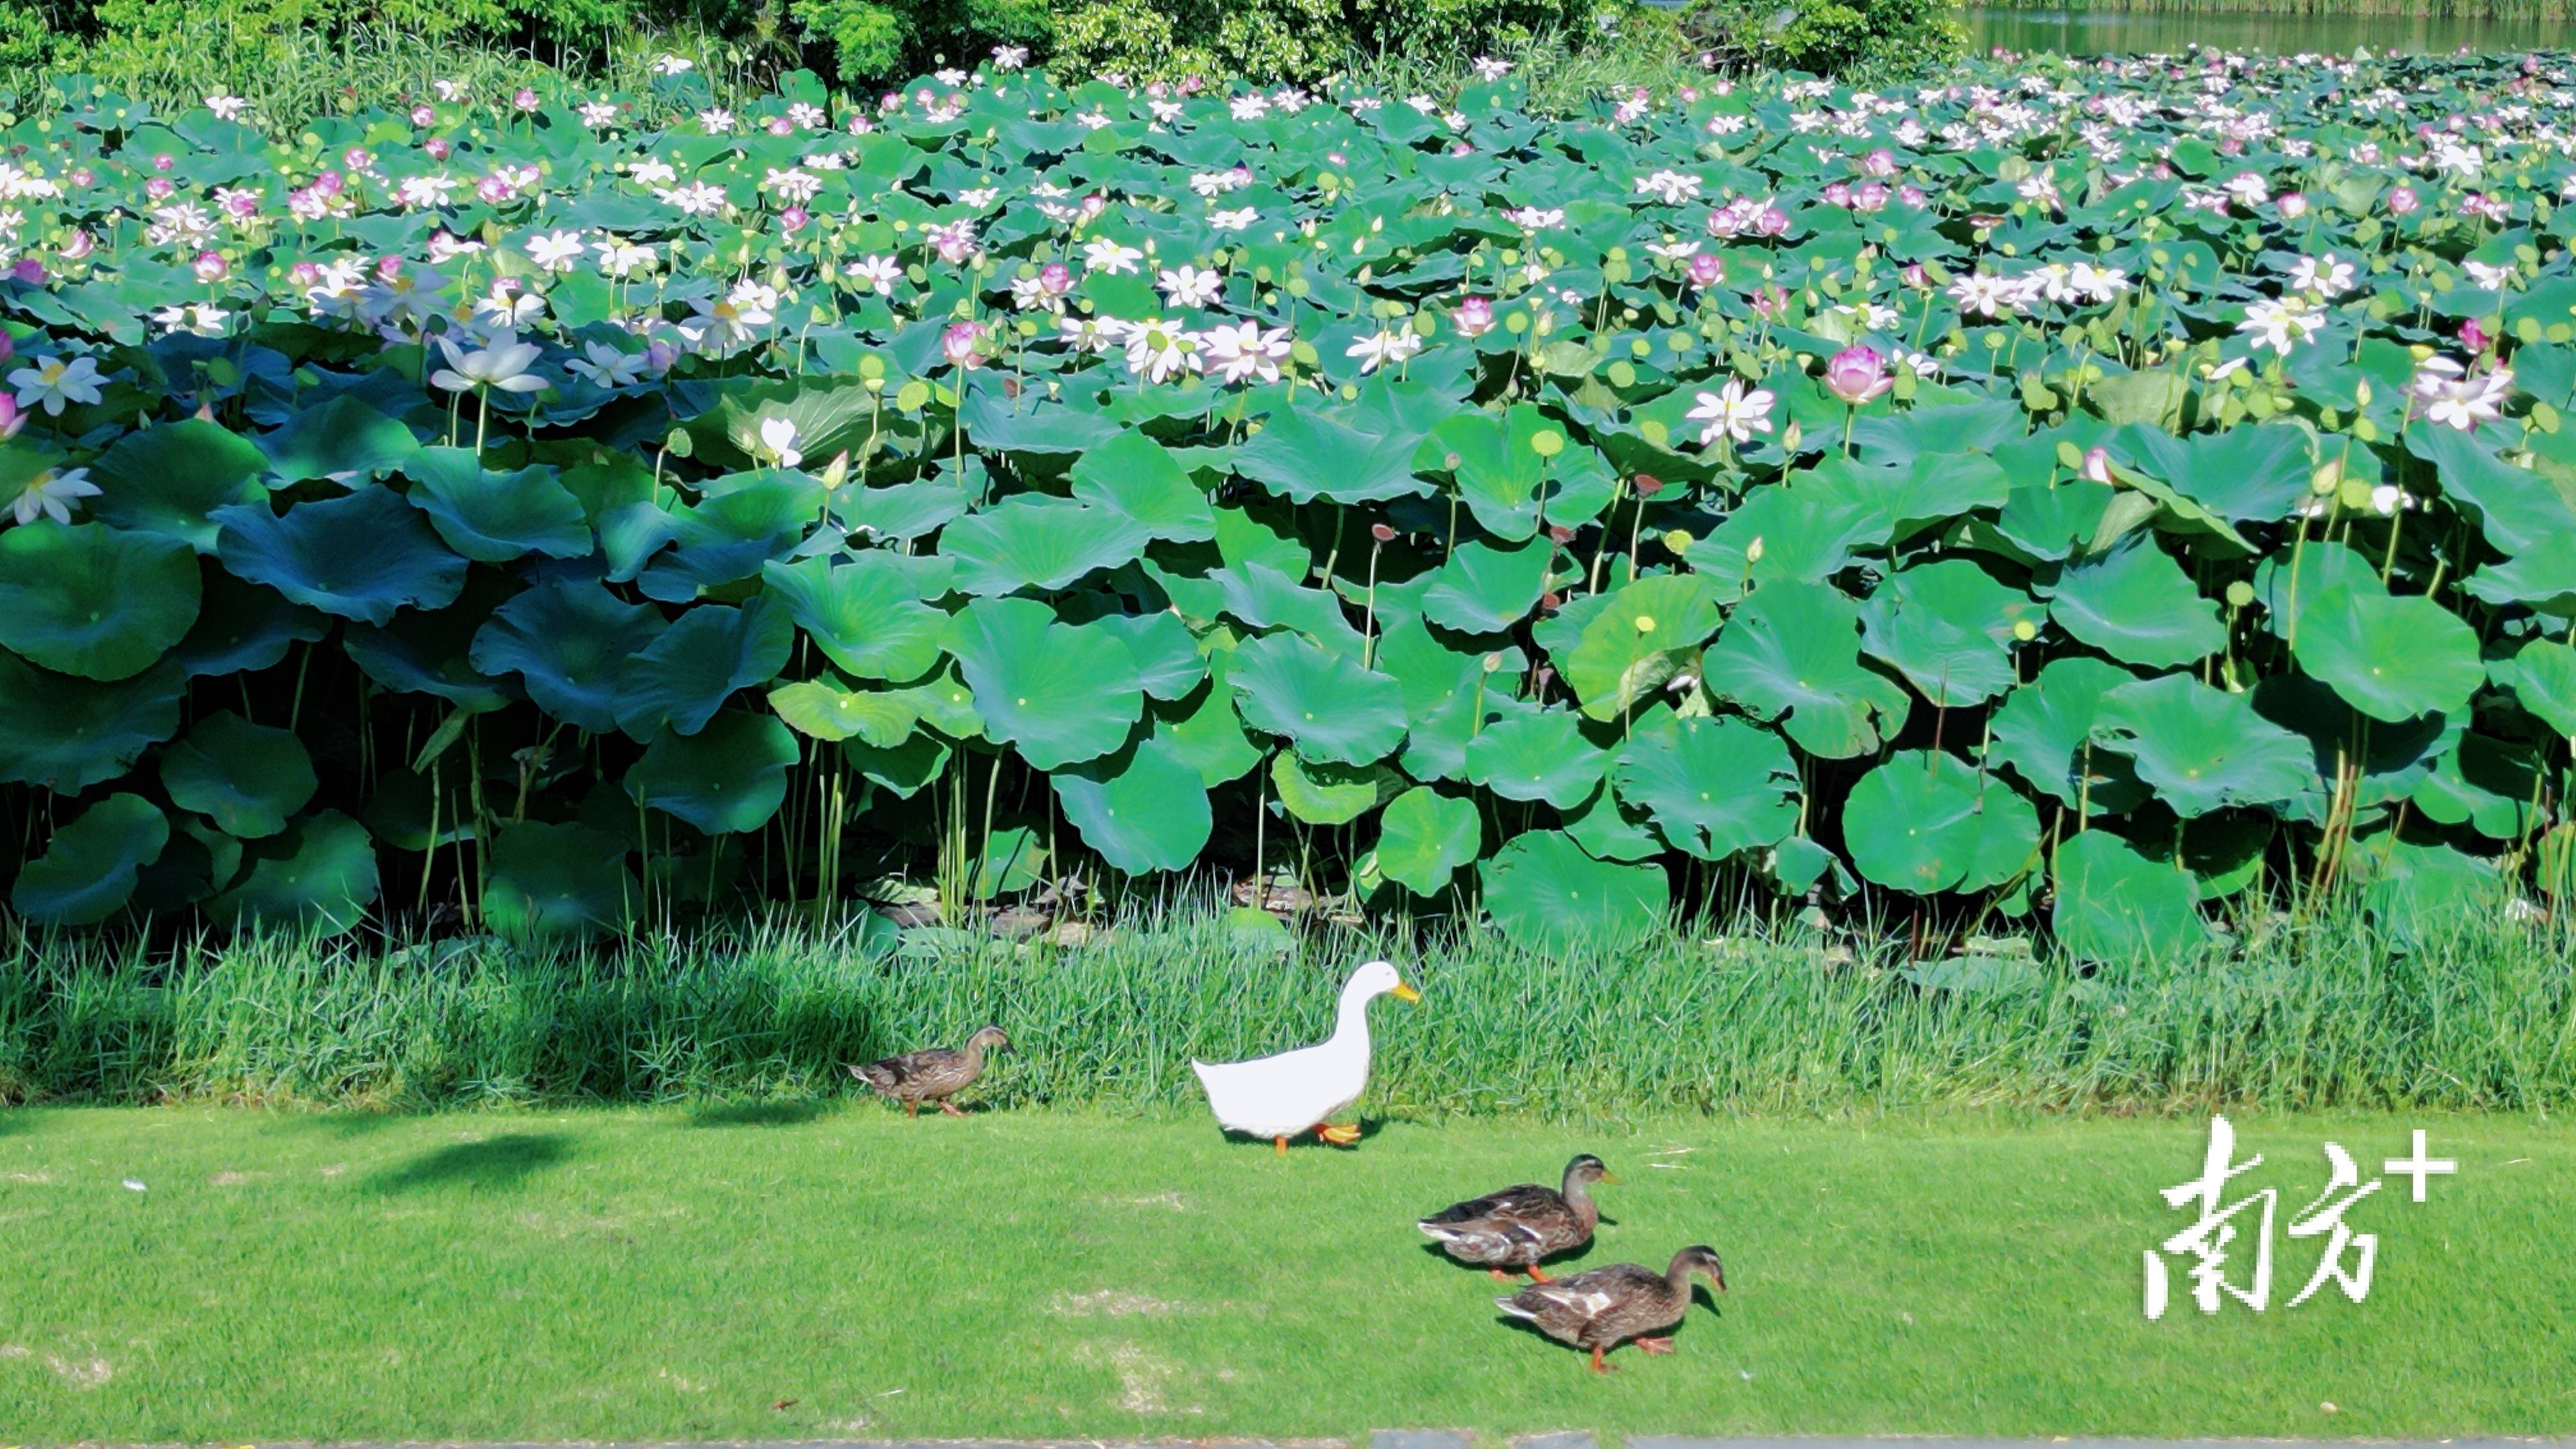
[{"left": 4, "top": 898, "right": 2569, "bottom": 1114}]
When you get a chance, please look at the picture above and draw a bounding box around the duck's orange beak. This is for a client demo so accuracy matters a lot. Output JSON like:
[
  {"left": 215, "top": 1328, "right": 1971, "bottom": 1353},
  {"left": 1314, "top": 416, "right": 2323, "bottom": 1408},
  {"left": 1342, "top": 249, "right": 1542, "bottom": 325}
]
[{"left": 1392, "top": 981, "right": 1422, "bottom": 1003}]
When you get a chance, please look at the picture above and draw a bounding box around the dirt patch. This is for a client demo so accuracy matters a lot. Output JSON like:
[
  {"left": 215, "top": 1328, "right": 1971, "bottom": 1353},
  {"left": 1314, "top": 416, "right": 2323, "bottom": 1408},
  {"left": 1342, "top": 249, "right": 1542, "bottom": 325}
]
[
  {"left": 1109, "top": 1190, "right": 1191, "bottom": 1211},
  {"left": 0, "top": 1344, "right": 113, "bottom": 1390},
  {"left": 1050, "top": 1289, "right": 1191, "bottom": 1318},
  {"left": 654, "top": 1367, "right": 709, "bottom": 1394},
  {"left": 1076, "top": 1341, "right": 1198, "bottom": 1416},
  {"left": 3, "top": 1171, "right": 54, "bottom": 1184},
  {"left": 211, "top": 1171, "right": 255, "bottom": 1186}
]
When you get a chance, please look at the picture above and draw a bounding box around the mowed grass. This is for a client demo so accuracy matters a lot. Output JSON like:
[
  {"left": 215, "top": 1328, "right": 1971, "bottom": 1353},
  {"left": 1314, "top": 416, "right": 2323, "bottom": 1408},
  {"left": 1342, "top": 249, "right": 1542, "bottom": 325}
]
[{"left": 0, "top": 1105, "right": 2569, "bottom": 1441}]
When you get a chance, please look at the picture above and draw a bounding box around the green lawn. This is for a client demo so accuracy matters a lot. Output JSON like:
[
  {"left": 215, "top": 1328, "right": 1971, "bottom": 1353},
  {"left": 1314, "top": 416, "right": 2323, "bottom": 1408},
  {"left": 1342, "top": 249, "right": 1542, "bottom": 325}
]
[{"left": 0, "top": 1105, "right": 2568, "bottom": 1441}]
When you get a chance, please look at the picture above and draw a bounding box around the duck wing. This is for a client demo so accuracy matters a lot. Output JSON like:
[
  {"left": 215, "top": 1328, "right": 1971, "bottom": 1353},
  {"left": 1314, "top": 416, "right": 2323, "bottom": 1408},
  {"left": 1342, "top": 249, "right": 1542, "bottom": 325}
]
[
  {"left": 1420, "top": 1184, "right": 1579, "bottom": 1262},
  {"left": 1495, "top": 1263, "right": 1667, "bottom": 1347},
  {"left": 852, "top": 1046, "right": 966, "bottom": 1098}
]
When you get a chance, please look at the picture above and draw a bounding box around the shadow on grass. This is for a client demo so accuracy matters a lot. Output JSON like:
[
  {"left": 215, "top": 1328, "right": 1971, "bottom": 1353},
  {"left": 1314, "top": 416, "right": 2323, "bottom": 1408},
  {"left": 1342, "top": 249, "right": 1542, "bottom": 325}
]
[
  {"left": 687, "top": 1100, "right": 827, "bottom": 1128},
  {"left": 277, "top": 1111, "right": 409, "bottom": 1138},
  {"left": 366, "top": 1132, "right": 573, "bottom": 1192},
  {"left": 1212, "top": 1115, "right": 1393, "bottom": 1152}
]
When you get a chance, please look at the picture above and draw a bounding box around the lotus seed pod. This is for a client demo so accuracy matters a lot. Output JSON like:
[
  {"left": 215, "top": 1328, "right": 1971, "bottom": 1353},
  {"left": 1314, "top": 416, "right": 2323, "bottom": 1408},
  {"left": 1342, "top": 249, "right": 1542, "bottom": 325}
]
[
  {"left": 2225, "top": 580, "right": 2255, "bottom": 608},
  {"left": 2011, "top": 619, "right": 2038, "bottom": 642},
  {"left": 1664, "top": 528, "right": 1694, "bottom": 554}
]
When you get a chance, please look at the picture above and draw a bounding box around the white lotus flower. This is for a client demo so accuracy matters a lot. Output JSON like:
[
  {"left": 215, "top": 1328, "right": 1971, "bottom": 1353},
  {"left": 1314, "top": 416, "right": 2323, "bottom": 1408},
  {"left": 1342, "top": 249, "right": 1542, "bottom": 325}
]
[
  {"left": 8, "top": 355, "right": 106, "bottom": 415},
  {"left": 430, "top": 334, "right": 546, "bottom": 394},
  {"left": 759, "top": 417, "right": 803, "bottom": 468},
  {"left": 1687, "top": 378, "right": 1776, "bottom": 447},
  {"left": 10, "top": 466, "right": 100, "bottom": 527}
]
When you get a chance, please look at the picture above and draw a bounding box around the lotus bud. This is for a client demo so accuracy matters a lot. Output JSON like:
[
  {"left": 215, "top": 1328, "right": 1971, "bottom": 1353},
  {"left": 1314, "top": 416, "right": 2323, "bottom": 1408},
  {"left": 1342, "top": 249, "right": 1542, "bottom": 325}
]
[
  {"left": 1745, "top": 535, "right": 1766, "bottom": 565},
  {"left": 1780, "top": 420, "right": 1803, "bottom": 454},
  {"left": 1481, "top": 654, "right": 1503, "bottom": 674},
  {"left": 2355, "top": 379, "right": 2373, "bottom": 408},
  {"left": 2311, "top": 463, "right": 2342, "bottom": 495}
]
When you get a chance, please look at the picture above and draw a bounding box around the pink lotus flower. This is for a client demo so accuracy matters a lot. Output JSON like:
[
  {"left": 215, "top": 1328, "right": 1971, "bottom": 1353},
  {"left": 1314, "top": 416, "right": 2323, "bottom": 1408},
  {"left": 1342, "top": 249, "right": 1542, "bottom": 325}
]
[
  {"left": 411, "top": 105, "right": 435, "bottom": 126},
  {"left": 0, "top": 394, "right": 21, "bottom": 440},
  {"left": 59, "top": 231, "right": 93, "bottom": 261},
  {"left": 2388, "top": 185, "right": 2419, "bottom": 215},
  {"left": 144, "top": 178, "right": 174, "bottom": 201},
  {"left": 192, "top": 251, "right": 228, "bottom": 282},
  {"left": 942, "top": 321, "right": 988, "bottom": 369},
  {"left": 1039, "top": 263, "right": 1073, "bottom": 296},
  {"left": 2460, "top": 317, "right": 2491, "bottom": 353},
  {"left": 1453, "top": 296, "right": 1496, "bottom": 338},
  {"left": 513, "top": 88, "right": 540, "bottom": 112},
  {"left": 152, "top": 153, "right": 174, "bottom": 172},
  {"left": 779, "top": 206, "right": 809, "bottom": 233},
  {"left": 1822, "top": 345, "right": 1892, "bottom": 405},
  {"left": 1862, "top": 148, "right": 1897, "bottom": 177},
  {"left": 1686, "top": 253, "right": 1724, "bottom": 289},
  {"left": 427, "top": 137, "right": 452, "bottom": 160}
]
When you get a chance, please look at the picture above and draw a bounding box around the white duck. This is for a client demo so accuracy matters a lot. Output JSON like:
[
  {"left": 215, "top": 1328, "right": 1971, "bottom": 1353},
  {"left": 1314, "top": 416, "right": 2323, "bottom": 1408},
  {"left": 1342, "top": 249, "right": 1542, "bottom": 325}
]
[{"left": 1192, "top": 959, "right": 1420, "bottom": 1153}]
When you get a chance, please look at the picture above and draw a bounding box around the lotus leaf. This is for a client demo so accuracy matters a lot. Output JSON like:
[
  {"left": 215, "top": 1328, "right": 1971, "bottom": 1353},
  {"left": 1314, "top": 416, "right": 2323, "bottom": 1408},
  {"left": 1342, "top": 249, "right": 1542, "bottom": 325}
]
[
  {"left": 1549, "top": 574, "right": 1719, "bottom": 721},
  {"left": 0, "top": 656, "right": 185, "bottom": 790},
  {"left": 1236, "top": 403, "right": 1430, "bottom": 505},
  {"left": 1090, "top": 612, "right": 1209, "bottom": 701},
  {"left": 11, "top": 793, "right": 170, "bottom": 927},
  {"left": 210, "top": 810, "right": 380, "bottom": 935},
  {"left": 159, "top": 711, "right": 318, "bottom": 839},
  {"left": 1701, "top": 579, "right": 1910, "bottom": 758},
  {"left": 470, "top": 576, "right": 668, "bottom": 733},
  {"left": 2051, "top": 829, "right": 2207, "bottom": 962},
  {"left": 1859, "top": 559, "right": 2041, "bottom": 706},
  {"left": 1988, "top": 657, "right": 2149, "bottom": 812},
  {"left": 1611, "top": 717, "right": 1800, "bottom": 862},
  {"left": 0, "top": 521, "right": 203, "bottom": 681},
  {"left": 1227, "top": 631, "right": 1406, "bottom": 765},
  {"left": 1070, "top": 430, "right": 1216, "bottom": 542},
  {"left": 1842, "top": 751, "right": 2041, "bottom": 894},
  {"left": 86, "top": 418, "right": 267, "bottom": 553},
  {"left": 403, "top": 447, "right": 593, "bottom": 563},
  {"left": 2491, "top": 637, "right": 2576, "bottom": 738},
  {"left": 176, "top": 573, "right": 330, "bottom": 678},
  {"left": 762, "top": 553, "right": 948, "bottom": 681},
  {"left": 1273, "top": 753, "right": 1397, "bottom": 824},
  {"left": 947, "top": 597, "right": 1144, "bottom": 769},
  {"left": 614, "top": 596, "right": 794, "bottom": 739},
  {"left": 2092, "top": 674, "right": 2317, "bottom": 817},
  {"left": 1373, "top": 786, "right": 1481, "bottom": 896},
  {"left": 483, "top": 821, "right": 639, "bottom": 939},
  {"left": 940, "top": 496, "right": 1151, "bottom": 595},
  {"left": 1480, "top": 829, "right": 1668, "bottom": 947},
  {"left": 214, "top": 486, "right": 469, "bottom": 625},
  {"left": 257, "top": 395, "right": 420, "bottom": 484},
  {"left": 2290, "top": 585, "right": 2484, "bottom": 723},
  {"left": 1055, "top": 737, "right": 1213, "bottom": 873},
  {"left": 1462, "top": 710, "right": 1606, "bottom": 808},
  {"left": 1420, "top": 536, "right": 1551, "bottom": 635},
  {"left": 2043, "top": 537, "right": 2225, "bottom": 668},
  {"left": 625, "top": 710, "right": 799, "bottom": 834},
  {"left": 769, "top": 677, "right": 919, "bottom": 746}
]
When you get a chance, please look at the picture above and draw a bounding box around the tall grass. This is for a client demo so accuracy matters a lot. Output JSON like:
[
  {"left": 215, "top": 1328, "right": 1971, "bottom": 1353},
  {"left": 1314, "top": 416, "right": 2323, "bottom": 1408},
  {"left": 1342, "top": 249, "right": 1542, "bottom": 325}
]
[{"left": 4, "top": 901, "right": 2569, "bottom": 1114}]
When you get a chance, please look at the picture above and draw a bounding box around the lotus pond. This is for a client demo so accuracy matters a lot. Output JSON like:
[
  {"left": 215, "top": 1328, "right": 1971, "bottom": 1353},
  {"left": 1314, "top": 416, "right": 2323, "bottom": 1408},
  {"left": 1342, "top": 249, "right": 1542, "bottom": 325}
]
[{"left": 0, "top": 52, "right": 2573, "bottom": 958}]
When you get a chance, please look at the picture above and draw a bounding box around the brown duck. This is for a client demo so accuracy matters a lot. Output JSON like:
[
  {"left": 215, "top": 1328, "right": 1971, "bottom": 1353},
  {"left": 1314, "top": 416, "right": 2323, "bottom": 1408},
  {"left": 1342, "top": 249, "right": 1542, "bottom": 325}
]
[
  {"left": 1418, "top": 1153, "right": 1616, "bottom": 1282},
  {"left": 848, "top": 1025, "right": 1009, "bottom": 1116},
  {"left": 1496, "top": 1244, "right": 1727, "bottom": 1373}
]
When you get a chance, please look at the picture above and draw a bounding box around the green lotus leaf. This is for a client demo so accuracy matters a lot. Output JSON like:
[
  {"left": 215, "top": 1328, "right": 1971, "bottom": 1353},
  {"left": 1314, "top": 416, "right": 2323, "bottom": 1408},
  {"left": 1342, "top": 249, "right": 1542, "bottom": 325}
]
[
  {"left": 2411, "top": 732, "right": 2538, "bottom": 841},
  {"left": 1273, "top": 752, "right": 1397, "bottom": 824},
  {"left": 1088, "top": 611, "right": 1208, "bottom": 701},
  {"left": 1843, "top": 751, "right": 2041, "bottom": 894},
  {"left": 482, "top": 820, "right": 638, "bottom": 940},
  {"left": 762, "top": 552, "right": 948, "bottom": 681},
  {"left": 214, "top": 486, "right": 469, "bottom": 625},
  {"left": 1462, "top": 710, "right": 1606, "bottom": 808},
  {"left": 2290, "top": 584, "right": 2483, "bottom": 723},
  {"left": 1055, "top": 737, "right": 1212, "bottom": 873},
  {"left": 768, "top": 676, "right": 917, "bottom": 746},
  {"left": 1547, "top": 574, "right": 1719, "bottom": 721},
  {"left": 686, "top": 376, "right": 885, "bottom": 471},
  {"left": 1157, "top": 674, "right": 1264, "bottom": 786},
  {"left": 2111, "top": 421, "right": 2312, "bottom": 523},
  {"left": 1227, "top": 631, "right": 1406, "bottom": 765},
  {"left": 940, "top": 496, "right": 1151, "bottom": 596},
  {"left": 176, "top": 572, "right": 329, "bottom": 678},
  {"left": 344, "top": 579, "right": 516, "bottom": 713},
  {"left": 2250, "top": 538, "right": 2384, "bottom": 641},
  {"left": 257, "top": 395, "right": 421, "bottom": 484},
  {"left": 613, "top": 595, "right": 794, "bottom": 740},
  {"left": 470, "top": 576, "right": 667, "bottom": 733},
  {"left": 2409, "top": 420, "right": 2576, "bottom": 559},
  {"left": 159, "top": 710, "right": 318, "bottom": 839},
  {"left": 1988, "top": 657, "right": 2150, "bottom": 812},
  {"left": 86, "top": 418, "right": 267, "bottom": 553},
  {"left": 1480, "top": 829, "right": 1668, "bottom": 947},
  {"left": 2350, "top": 836, "right": 2503, "bottom": 937},
  {"left": 1416, "top": 403, "right": 1616, "bottom": 540},
  {"left": 403, "top": 447, "right": 592, "bottom": 563},
  {"left": 1070, "top": 429, "right": 1216, "bottom": 542},
  {"left": 2177, "top": 812, "right": 2274, "bottom": 900},
  {"left": 0, "top": 655, "right": 185, "bottom": 790},
  {"left": 1991, "top": 475, "right": 2115, "bottom": 562},
  {"left": 1374, "top": 786, "right": 1481, "bottom": 896},
  {"left": 2091, "top": 673, "right": 2318, "bottom": 817},
  {"left": 2051, "top": 829, "right": 2207, "bottom": 962},
  {"left": 2043, "top": 537, "right": 2225, "bottom": 668},
  {"left": 210, "top": 810, "right": 380, "bottom": 936},
  {"left": 625, "top": 710, "right": 799, "bottom": 834},
  {"left": 1562, "top": 778, "right": 1667, "bottom": 862},
  {"left": 2491, "top": 637, "right": 2576, "bottom": 738},
  {"left": 1420, "top": 535, "right": 1550, "bottom": 634},
  {"left": 11, "top": 793, "right": 170, "bottom": 927},
  {"left": 1236, "top": 403, "right": 1431, "bottom": 505},
  {"left": 1688, "top": 476, "right": 1886, "bottom": 594},
  {"left": 970, "top": 824, "right": 1048, "bottom": 900},
  {"left": 1611, "top": 716, "right": 1800, "bottom": 862},
  {"left": 842, "top": 729, "right": 949, "bottom": 799},
  {"left": 0, "top": 521, "right": 203, "bottom": 681},
  {"left": 893, "top": 666, "right": 984, "bottom": 739},
  {"left": 1859, "top": 559, "right": 2040, "bottom": 707},
  {"left": 947, "top": 596, "right": 1144, "bottom": 769},
  {"left": 1701, "top": 579, "right": 1910, "bottom": 758}
]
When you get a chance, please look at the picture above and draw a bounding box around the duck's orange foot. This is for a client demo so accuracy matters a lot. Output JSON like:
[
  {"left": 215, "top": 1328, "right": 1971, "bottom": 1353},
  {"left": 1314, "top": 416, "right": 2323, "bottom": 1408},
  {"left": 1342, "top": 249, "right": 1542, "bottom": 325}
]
[
  {"left": 1525, "top": 1264, "right": 1553, "bottom": 1283},
  {"left": 1588, "top": 1346, "right": 1615, "bottom": 1374},
  {"left": 1634, "top": 1336, "right": 1676, "bottom": 1356},
  {"left": 1489, "top": 1267, "right": 1514, "bottom": 1284},
  {"left": 1315, "top": 1123, "right": 1361, "bottom": 1146},
  {"left": 1274, "top": 1136, "right": 1290, "bottom": 1155}
]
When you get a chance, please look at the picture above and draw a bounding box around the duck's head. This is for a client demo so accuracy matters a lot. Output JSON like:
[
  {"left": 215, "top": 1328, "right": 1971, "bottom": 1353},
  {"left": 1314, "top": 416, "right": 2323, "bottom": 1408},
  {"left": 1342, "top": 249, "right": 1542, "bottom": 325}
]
[
  {"left": 1671, "top": 1244, "right": 1728, "bottom": 1294},
  {"left": 1347, "top": 959, "right": 1420, "bottom": 1004},
  {"left": 967, "top": 1025, "right": 1013, "bottom": 1053},
  {"left": 1565, "top": 1153, "right": 1619, "bottom": 1188}
]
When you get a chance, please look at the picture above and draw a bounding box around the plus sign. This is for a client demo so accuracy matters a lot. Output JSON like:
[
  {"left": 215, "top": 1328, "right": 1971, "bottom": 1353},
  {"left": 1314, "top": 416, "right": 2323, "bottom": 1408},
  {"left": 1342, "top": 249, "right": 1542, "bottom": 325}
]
[{"left": 2384, "top": 1129, "right": 2456, "bottom": 1202}]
